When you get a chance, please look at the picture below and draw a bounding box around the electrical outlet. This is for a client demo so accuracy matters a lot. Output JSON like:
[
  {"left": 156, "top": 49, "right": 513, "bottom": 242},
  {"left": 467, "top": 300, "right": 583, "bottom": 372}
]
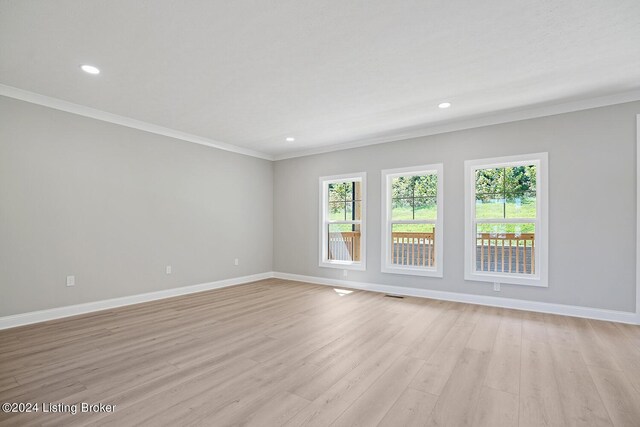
[
  {"left": 166, "top": 265, "right": 172, "bottom": 275},
  {"left": 493, "top": 282, "right": 500, "bottom": 292},
  {"left": 343, "top": 270, "right": 348, "bottom": 278},
  {"left": 66, "top": 275, "right": 75, "bottom": 287},
  {"left": 234, "top": 258, "right": 239, "bottom": 266}
]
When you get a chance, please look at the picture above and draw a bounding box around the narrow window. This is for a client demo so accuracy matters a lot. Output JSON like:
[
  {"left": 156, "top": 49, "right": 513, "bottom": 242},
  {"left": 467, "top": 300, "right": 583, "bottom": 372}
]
[
  {"left": 319, "top": 173, "right": 366, "bottom": 270},
  {"left": 465, "top": 153, "right": 548, "bottom": 286},
  {"left": 381, "top": 164, "right": 443, "bottom": 277}
]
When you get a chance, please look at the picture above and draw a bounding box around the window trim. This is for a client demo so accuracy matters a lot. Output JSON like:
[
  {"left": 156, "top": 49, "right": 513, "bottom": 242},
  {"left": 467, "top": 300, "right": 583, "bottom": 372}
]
[
  {"left": 381, "top": 164, "right": 444, "bottom": 277},
  {"left": 319, "top": 172, "right": 367, "bottom": 270},
  {"left": 464, "top": 153, "right": 548, "bottom": 287}
]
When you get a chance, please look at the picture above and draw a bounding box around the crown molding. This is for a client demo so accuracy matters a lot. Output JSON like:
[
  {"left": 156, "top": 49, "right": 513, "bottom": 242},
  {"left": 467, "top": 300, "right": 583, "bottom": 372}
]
[
  {"left": 3, "top": 83, "right": 639, "bottom": 163},
  {"left": 274, "top": 89, "right": 640, "bottom": 160},
  {"left": 0, "top": 84, "right": 274, "bottom": 161}
]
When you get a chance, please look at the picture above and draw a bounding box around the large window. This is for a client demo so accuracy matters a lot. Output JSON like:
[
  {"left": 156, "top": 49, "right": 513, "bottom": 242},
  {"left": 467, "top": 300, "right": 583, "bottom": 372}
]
[
  {"left": 381, "top": 164, "right": 443, "bottom": 277},
  {"left": 464, "top": 153, "right": 548, "bottom": 286},
  {"left": 319, "top": 173, "right": 366, "bottom": 270}
]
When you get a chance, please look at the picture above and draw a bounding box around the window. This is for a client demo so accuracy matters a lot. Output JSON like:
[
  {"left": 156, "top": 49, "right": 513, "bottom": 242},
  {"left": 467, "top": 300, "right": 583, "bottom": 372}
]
[
  {"left": 319, "top": 173, "right": 366, "bottom": 270},
  {"left": 381, "top": 164, "right": 443, "bottom": 277},
  {"left": 464, "top": 153, "right": 548, "bottom": 286}
]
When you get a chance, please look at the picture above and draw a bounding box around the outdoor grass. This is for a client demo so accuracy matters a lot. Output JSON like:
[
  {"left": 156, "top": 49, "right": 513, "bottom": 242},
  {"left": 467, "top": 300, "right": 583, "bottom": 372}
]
[{"left": 328, "top": 199, "right": 536, "bottom": 233}]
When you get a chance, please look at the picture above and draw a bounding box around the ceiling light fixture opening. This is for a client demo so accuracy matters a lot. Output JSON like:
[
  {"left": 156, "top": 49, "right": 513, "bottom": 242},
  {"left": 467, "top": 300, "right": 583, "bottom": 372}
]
[
  {"left": 438, "top": 102, "right": 451, "bottom": 109},
  {"left": 286, "top": 137, "right": 295, "bottom": 142},
  {"left": 80, "top": 64, "right": 100, "bottom": 75}
]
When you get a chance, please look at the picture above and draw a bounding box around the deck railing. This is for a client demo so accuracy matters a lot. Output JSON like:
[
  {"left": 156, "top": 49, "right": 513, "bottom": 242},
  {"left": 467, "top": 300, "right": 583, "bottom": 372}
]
[
  {"left": 328, "top": 231, "right": 361, "bottom": 262},
  {"left": 327, "top": 231, "right": 535, "bottom": 273},
  {"left": 391, "top": 232, "right": 435, "bottom": 266},
  {"left": 476, "top": 233, "right": 535, "bottom": 274},
  {"left": 328, "top": 231, "right": 436, "bottom": 266}
]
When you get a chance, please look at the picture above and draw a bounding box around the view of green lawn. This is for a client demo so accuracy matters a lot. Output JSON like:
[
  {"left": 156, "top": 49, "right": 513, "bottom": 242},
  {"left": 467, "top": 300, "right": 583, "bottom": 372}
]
[
  {"left": 327, "top": 166, "right": 537, "bottom": 236},
  {"left": 475, "top": 197, "right": 536, "bottom": 233},
  {"left": 329, "top": 198, "right": 536, "bottom": 234}
]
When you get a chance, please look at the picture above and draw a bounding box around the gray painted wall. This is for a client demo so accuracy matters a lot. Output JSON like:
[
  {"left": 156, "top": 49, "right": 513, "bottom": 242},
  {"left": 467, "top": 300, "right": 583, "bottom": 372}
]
[
  {"left": 2, "top": 95, "right": 637, "bottom": 316},
  {"left": 274, "top": 101, "right": 640, "bottom": 312},
  {"left": 0, "top": 96, "right": 273, "bottom": 316}
]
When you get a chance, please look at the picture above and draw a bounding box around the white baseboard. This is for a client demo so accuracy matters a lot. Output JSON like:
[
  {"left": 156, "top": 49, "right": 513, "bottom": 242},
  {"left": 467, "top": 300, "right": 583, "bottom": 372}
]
[
  {"left": 0, "top": 272, "right": 276, "bottom": 330},
  {"left": 3, "top": 271, "right": 636, "bottom": 330},
  {"left": 273, "top": 272, "right": 640, "bottom": 325}
]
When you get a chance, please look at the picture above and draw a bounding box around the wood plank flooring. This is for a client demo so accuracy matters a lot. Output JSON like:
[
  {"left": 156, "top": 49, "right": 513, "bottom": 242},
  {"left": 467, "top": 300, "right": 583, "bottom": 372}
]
[{"left": 1, "top": 278, "right": 639, "bottom": 426}]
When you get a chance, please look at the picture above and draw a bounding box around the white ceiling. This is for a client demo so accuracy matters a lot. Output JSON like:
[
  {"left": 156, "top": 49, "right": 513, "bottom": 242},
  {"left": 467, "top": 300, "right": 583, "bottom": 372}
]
[{"left": 1, "top": 0, "right": 639, "bottom": 159}]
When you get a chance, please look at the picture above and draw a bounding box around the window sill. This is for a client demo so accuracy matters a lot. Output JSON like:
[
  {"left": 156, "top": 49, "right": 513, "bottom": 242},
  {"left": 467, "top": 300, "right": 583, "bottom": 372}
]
[
  {"left": 320, "top": 260, "right": 366, "bottom": 271},
  {"left": 382, "top": 265, "right": 442, "bottom": 278},
  {"left": 464, "top": 272, "right": 548, "bottom": 287}
]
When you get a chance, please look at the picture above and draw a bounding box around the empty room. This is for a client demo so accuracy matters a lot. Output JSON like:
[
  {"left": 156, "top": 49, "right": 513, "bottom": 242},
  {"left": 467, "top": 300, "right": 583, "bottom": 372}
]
[{"left": 1, "top": 1, "right": 640, "bottom": 426}]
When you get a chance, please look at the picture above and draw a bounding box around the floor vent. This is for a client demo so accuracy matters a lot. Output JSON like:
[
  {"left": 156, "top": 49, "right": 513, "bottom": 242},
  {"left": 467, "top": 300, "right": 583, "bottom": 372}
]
[{"left": 385, "top": 294, "right": 404, "bottom": 299}]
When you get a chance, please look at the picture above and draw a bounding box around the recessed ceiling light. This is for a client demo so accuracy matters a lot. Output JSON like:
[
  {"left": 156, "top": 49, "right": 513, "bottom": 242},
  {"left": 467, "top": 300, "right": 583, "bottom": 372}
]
[
  {"left": 438, "top": 102, "right": 451, "bottom": 109},
  {"left": 80, "top": 64, "right": 100, "bottom": 75},
  {"left": 286, "top": 137, "right": 295, "bottom": 142}
]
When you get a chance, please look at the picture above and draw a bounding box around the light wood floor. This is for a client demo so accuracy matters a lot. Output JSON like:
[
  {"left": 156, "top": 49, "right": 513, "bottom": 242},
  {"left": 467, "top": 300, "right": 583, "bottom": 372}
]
[{"left": 1, "top": 279, "right": 640, "bottom": 427}]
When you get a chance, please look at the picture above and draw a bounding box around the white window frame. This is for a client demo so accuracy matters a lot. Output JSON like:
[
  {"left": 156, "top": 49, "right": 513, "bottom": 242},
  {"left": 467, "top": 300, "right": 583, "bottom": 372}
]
[
  {"left": 464, "top": 153, "right": 548, "bottom": 287},
  {"left": 319, "top": 172, "right": 366, "bottom": 270},
  {"left": 381, "top": 164, "right": 444, "bottom": 277}
]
